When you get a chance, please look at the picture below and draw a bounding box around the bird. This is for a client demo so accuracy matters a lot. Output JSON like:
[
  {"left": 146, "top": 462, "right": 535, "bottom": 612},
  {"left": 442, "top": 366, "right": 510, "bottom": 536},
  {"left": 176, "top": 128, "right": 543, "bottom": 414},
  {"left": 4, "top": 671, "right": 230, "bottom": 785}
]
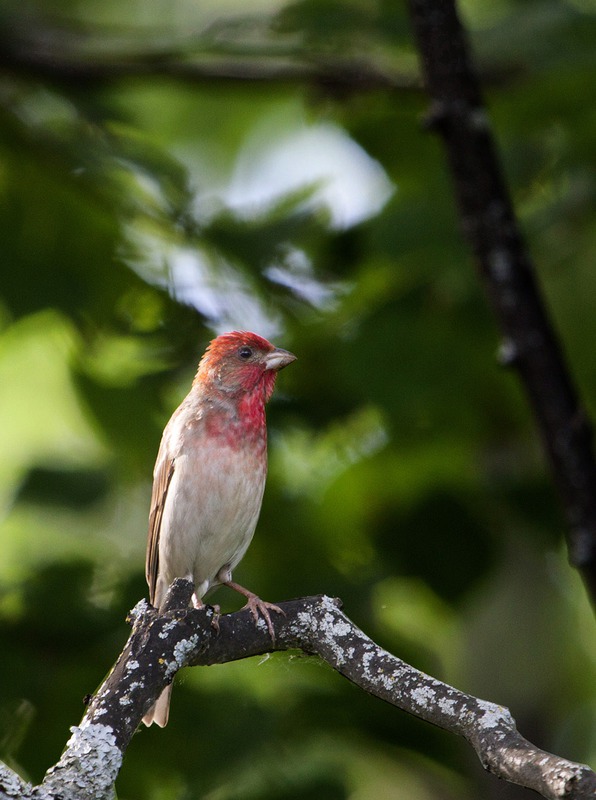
[{"left": 143, "top": 330, "right": 296, "bottom": 727}]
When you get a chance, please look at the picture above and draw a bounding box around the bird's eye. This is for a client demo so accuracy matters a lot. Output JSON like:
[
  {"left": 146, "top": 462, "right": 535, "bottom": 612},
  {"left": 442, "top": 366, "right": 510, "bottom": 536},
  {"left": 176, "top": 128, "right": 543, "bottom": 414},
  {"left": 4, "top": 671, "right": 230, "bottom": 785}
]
[{"left": 238, "top": 346, "right": 253, "bottom": 360}]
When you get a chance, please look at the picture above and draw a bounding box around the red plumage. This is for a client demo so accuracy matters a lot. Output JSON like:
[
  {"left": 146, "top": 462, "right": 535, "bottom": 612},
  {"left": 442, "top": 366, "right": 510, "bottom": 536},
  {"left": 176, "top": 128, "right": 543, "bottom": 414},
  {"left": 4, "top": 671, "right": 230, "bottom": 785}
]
[{"left": 143, "top": 331, "right": 296, "bottom": 727}]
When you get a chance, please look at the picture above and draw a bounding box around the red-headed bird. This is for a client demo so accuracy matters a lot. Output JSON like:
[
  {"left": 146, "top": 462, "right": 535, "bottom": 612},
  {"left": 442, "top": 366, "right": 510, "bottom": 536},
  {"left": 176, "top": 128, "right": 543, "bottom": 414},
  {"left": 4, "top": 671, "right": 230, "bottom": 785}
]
[{"left": 143, "top": 331, "right": 296, "bottom": 727}]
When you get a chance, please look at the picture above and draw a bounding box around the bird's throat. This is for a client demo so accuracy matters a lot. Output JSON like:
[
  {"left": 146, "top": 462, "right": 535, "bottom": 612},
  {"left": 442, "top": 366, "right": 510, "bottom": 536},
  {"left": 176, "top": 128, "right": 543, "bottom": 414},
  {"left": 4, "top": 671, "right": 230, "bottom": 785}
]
[{"left": 204, "top": 384, "right": 269, "bottom": 447}]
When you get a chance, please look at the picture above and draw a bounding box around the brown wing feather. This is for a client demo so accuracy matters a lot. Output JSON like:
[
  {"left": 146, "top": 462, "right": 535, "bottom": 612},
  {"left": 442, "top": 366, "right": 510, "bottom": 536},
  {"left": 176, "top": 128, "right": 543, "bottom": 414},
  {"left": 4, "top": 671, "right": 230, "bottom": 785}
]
[{"left": 146, "top": 454, "right": 176, "bottom": 605}]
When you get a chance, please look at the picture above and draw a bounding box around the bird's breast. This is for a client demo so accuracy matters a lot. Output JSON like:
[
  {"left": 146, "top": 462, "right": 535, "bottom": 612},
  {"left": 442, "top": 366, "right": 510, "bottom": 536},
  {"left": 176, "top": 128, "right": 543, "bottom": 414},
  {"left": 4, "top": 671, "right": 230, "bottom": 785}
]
[{"left": 158, "top": 419, "right": 268, "bottom": 597}]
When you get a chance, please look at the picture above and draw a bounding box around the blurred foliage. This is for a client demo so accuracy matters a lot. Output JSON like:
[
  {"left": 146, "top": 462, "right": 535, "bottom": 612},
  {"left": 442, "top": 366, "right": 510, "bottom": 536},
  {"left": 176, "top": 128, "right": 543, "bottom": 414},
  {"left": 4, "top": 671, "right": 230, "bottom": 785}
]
[{"left": 0, "top": 0, "right": 595, "bottom": 798}]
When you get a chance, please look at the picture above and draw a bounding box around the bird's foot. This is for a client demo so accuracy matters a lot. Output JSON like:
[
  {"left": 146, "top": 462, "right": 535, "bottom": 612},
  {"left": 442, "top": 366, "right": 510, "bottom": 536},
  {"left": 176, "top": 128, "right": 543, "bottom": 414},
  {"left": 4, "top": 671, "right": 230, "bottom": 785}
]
[
  {"left": 244, "top": 595, "right": 284, "bottom": 642},
  {"left": 207, "top": 603, "right": 221, "bottom": 632},
  {"left": 223, "top": 580, "right": 284, "bottom": 642},
  {"left": 192, "top": 593, "right": 221, "bottom": 631}
]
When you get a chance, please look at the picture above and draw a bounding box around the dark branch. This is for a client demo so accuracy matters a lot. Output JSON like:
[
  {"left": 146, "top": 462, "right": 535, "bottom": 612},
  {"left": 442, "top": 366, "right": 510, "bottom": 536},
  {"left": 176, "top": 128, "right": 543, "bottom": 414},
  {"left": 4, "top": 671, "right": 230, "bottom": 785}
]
[
  {"left": 0, "top": 22, "right": 522, "bottom": 96},
  {"left": 8, "top": 582, "right": 589, "bottom": 799},
  {"left": 0, "top": 38, "right": 418, "bottom": 96},
  {"left": 407, "top": 0, "right": 596, "bottom": 604}
]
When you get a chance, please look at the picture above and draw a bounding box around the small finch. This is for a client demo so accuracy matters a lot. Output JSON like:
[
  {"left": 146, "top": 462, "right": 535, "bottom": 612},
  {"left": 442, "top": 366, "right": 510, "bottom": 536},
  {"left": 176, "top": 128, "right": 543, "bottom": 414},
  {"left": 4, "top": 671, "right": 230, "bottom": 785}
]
[{"left": 143, "top": 331, "right": 296, "bottom": 727}]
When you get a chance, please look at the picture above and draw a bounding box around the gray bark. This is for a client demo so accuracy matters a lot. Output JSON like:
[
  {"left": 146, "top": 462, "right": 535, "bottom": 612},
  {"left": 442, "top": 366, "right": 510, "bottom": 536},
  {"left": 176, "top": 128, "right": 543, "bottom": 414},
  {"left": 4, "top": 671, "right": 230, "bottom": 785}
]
[{"left": 1, "top": 582, "right": 594, "bottom": 800}]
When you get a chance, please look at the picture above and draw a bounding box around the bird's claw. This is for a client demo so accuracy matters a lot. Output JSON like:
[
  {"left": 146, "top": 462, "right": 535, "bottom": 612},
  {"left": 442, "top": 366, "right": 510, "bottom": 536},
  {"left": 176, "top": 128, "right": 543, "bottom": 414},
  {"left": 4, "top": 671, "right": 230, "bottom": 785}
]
[
  {"left": 207, "top": 603, "right": 221, "bottom": 632},
  {"left": 191, "top": 594, "right": 221, "bottom": 632},
  {"left": 243, "top": 595, "right": 285, "bottom": 642},
  {"left": 222, "top": 579, "right": 285, "bottom": 642}
]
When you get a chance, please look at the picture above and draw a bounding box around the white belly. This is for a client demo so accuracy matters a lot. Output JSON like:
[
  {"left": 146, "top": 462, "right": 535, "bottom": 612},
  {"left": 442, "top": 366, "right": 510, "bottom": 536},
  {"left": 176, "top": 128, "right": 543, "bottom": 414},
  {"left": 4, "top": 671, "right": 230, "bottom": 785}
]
[{"left": 157, "top": 441, "right": 267, "bottom": 601}]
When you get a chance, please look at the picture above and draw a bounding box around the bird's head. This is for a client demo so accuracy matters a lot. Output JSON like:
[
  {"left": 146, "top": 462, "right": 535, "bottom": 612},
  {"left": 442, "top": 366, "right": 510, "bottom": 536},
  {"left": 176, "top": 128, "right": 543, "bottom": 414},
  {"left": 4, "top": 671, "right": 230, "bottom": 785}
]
[{"left": 194, "top": 331, "right": 296, "bottom": 401}]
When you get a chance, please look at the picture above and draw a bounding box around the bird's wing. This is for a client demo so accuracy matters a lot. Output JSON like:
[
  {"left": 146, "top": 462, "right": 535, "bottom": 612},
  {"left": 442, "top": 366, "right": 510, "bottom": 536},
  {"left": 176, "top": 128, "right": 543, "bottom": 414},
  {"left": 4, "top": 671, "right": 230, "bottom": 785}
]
[{"left": 146, "top": 448, "right": 176, "bottom": 606}]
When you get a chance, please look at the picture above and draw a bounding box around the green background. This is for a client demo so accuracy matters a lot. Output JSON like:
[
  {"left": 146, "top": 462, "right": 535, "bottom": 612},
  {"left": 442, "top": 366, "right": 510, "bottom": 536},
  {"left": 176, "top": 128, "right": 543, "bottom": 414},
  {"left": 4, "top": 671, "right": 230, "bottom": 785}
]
[{"left": 1, "top": 1, "right": 595, "bottom": 797}]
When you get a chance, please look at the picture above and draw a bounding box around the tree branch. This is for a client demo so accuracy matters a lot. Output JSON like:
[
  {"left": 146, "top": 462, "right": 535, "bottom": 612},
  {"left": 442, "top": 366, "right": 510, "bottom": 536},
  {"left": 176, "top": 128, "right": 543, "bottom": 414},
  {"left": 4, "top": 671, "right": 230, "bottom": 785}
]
[
  {"left": 0, "top": 761, "right": 31, "bottom": 799},
  {"left": 2, "top": 581, "right": 593, "bottom": 799},
  {"left": 407, "top": 0, "right": 596, "bottom": 604},
  {"left": 0, "top": 33, "right": 417, "bottom": 96},
  {"left": 0, "top": 20, "right": 522, "bottom": 96}
]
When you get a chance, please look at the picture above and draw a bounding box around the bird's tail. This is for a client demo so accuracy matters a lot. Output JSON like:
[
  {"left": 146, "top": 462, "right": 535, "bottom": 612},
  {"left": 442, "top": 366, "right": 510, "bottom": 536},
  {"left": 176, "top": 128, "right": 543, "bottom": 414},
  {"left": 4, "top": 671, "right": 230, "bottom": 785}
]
[{"left": 142, "top": 684, "right": 172, "bottom": 728}]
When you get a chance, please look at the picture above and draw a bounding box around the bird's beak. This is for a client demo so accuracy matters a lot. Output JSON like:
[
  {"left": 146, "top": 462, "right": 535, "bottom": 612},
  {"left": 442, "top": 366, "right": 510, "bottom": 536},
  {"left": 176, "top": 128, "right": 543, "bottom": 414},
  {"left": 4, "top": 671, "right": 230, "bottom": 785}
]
[{"left": 264, "top": 347, "right": 297, "bottom": 371}]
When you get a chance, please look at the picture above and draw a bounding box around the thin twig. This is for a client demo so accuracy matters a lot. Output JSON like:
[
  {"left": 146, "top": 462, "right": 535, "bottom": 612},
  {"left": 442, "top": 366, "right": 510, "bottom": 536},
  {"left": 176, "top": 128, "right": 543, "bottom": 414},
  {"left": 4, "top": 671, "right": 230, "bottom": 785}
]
[
  {"left": 407, "top": 0, "right": 596, "bottom": 604},
  {"left": 0, "top": 43, "right": 418, "bottom": 95},
  {"left": 0, "top": 23, "right": 521, "bottom": 95}
]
